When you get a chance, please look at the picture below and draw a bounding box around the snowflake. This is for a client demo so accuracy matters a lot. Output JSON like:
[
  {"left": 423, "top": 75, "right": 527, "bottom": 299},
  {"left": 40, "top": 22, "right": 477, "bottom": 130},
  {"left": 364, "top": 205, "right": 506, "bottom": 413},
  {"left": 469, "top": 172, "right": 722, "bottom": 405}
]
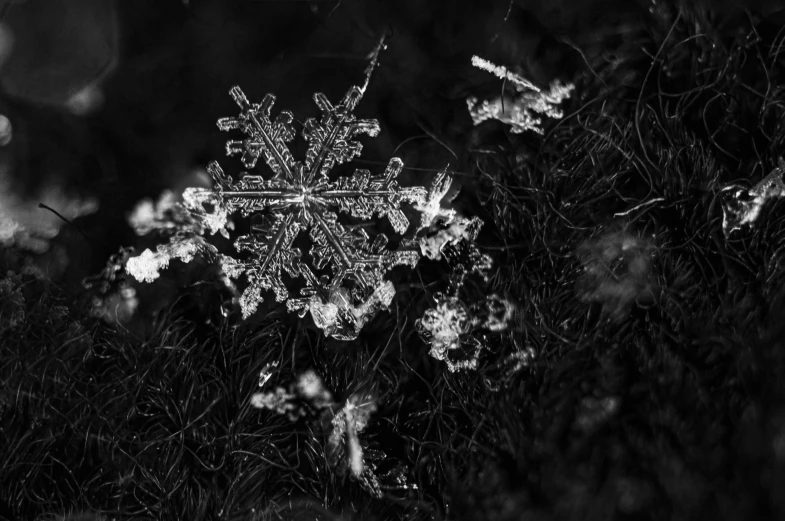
[
  {"left": 721, "top": 157, "right": 785, "bottom": 237},
  {"left": 179, "top": 84, "right": 429, "bottom": 336}
]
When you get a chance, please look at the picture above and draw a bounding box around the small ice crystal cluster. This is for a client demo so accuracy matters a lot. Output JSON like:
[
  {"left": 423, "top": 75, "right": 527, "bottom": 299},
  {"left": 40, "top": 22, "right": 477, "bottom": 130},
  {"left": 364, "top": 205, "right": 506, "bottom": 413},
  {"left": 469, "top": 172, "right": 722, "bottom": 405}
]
[
  {"left": 721, "top": 158, "right": 785, "bottom": 237},
  {"left": 251, "top": 368, "right": 414, "bottom": 497},
  {"left": 467, "top": 55, "right": 574, "bottom": 135},
  {"left": 417, "top": 293, "right": 516, "bottom": 372},
  {"left": 123, "top": 80, "right": 437, "bottom": 340},
  {"left": 124, "top": 189, "right": 227, "bottom": 283},
  {"left": 413, "top": 171, "right": 515, "bottom": 371}
]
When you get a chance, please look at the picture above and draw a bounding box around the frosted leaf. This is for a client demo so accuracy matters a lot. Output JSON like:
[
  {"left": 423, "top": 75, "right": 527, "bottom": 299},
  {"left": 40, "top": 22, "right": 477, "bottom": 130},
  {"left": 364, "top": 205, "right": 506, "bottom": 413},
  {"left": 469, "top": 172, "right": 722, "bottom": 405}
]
[
  {"left": 251, "top": 368, "right": 333, "bottom": 421},
  {"left": 300, "top": 280, "right": 396, "bottom": 340},
  {"left": 327, "top": 392, "right": 378, "bottom": 480},
  {"left": 181, "top": 186, "right": 231, "bottom": 237},
  {"left": 476, "top": 294, "right": 516, "bottom": 332},
  {"left": 219, "top": 254, "right": 245, "bottom": 279},
  {"left": 417, "top": 291, "right": 517, "bottom": 372},
  {"left": 257, "top": 361, "right": 279, "bottom": 388},
  {"left": 250, "top": 387, "right": 298, "bottom": 417},
  {"left": 125, "top": 237, "right": 213, "bottom": 284},
  {"left": 721, "top": 158, "right": 785, "bottom": 236},
  {"left": 416, "top": 293, "right": 471, "bottom": 365},
  {"left": 296, "top": 369, "right": 333, "bottom": 409},
  {"left": 418, "top": 215, "right": 485, "bottom": 261}
]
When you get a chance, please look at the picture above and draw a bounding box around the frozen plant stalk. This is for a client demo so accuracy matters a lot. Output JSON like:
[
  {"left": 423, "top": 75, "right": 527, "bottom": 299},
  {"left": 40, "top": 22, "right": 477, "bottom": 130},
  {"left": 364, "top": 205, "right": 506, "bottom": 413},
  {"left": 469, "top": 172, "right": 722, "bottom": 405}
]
[{"left": 124, "top": 73, "right": 440, "bottom": 339}]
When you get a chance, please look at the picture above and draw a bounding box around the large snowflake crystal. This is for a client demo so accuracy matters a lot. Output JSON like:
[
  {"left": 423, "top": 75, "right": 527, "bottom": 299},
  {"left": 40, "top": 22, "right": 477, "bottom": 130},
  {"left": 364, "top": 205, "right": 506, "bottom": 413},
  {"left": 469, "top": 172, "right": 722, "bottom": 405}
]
[{"left": 185, "top": 84, "right": 428, "bottom": 338}]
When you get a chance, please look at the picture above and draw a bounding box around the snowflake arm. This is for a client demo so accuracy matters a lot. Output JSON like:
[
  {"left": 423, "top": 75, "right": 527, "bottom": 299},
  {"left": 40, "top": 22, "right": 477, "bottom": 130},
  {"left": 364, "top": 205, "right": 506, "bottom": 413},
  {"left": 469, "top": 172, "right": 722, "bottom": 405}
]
[
  {"left": 231, "top": 213, "right": 303, "bottom": 316},
  {"left": 302, "top": 87, "right": 381, "bottom": 184},
  {"left": 323, "top": 157, "right": 427, "bottom": 234},
  {"left": 217, "top": 86, "right": 297, "bottom": 178}
]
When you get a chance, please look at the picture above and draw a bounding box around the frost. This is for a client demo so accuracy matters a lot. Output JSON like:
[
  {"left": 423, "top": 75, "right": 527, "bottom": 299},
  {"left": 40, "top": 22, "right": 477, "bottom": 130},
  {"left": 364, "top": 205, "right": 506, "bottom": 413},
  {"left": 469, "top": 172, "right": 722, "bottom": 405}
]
[
  {"left": 721, "top": 158, "right": 785, "bottom": 236},
  {"left": 468, "top": 56, "right": 574, "bottom": 135},
  {"left": 180, "top": 82, "right": 430, "bottom": 338},
  {"left": 250, "top": 367, "right": 412, "bottom": 497}
]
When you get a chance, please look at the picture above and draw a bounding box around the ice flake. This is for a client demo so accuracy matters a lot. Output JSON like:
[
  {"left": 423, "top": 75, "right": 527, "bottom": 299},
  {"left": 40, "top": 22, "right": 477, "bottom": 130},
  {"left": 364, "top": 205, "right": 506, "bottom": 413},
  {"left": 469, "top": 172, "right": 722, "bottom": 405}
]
[
  {"left": 197, "top": 84, "right": 427, "bottom": 337},
  {"left": 468, "top": 56, "right": 574, "bottom": 135},
  {"left": 327, "top": 392, "right": 378, "bottom": 480},
  {"left": 414, "top": 167, "right": 456, "bottom": 231},
  {"left": 721, "top": 158, "right": 785, "bottom": 236},
  {"left": 414, "top": 192, "right": 514, "bottom": 371}
]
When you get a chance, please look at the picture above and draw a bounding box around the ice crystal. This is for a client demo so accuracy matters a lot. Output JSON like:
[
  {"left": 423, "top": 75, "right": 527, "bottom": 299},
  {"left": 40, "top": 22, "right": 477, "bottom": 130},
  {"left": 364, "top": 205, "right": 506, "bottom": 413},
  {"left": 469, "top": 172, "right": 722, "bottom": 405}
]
[
  {"left": 327, "top": 392, "right": 378, "bottom": 480},
  {"left": 416, "top": 293, "right": 473, "bottom": 370},
  {"left": 174, "top": 83, "right": 429, "bottom": 338},
  {"left": 125, "top": 239, "right": 202, "bottom": 283},
  {"left": 250, "top": 368, "right": 412, "bottom": 497},
  {"left": 257, "top": 361, "right": 279, "bottom": 388},
  {"left": 721, "top": 158, "right": 785, "bottom": 237},
  {"left": 414, "top": 167, "right": 456, "bottom": 231},
  {"left": 127, "top": 190, "right": 180, "bottom": 236},
  {"left": 414, "top": 189, "right": 515, "bottom": 371},
  {"left": 468, "top": 56, "right": 574, "bottom": 135},
  {"left": 0, "top": 170, "right": 98, "bottom": 253},
  {"left": 470, "top": 55, "right": 540, "bottom": 92},
  {"left": 124, "top": 187, "right": 230, "bottom": 283},
  {"left": 416, "top": 292, "right": 515, "bottom": 373}
]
